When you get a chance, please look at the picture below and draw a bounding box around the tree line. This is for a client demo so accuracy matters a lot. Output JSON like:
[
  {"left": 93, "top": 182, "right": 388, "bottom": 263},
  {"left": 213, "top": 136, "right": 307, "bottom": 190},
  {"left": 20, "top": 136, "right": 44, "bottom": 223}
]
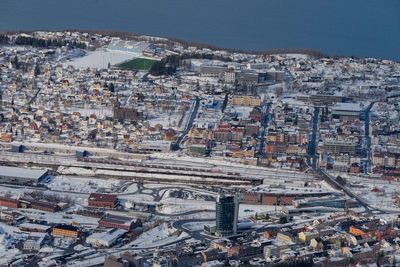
[
  {"left": 14, "top": 36, "right": 87, "bottom": 49},
  {"left": 0, "top": 34, "right": 9, "bottom": 44},
  {"left": 149, "top": 52, "right": 232, "bottom": 76}
]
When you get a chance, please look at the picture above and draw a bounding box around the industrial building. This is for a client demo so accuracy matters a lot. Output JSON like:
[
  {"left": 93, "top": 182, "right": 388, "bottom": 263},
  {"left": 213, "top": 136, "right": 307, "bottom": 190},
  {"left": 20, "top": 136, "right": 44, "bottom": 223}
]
[
  {"left": 292, "top": 195, "right": 349, "bottom": 209},
  {"left": 86, "top": 228, "right": 126, "bottom": 248},
  {"left": 99, "top": 214, "right": 142, "bottom": 231},
  {"left": 138, "top": 140, "right": 172, "bottom": 153},
  {"left": 331, "top": 102, "right": 362, "bottom": 120},
  {"left": 23, "top": 232, "right": 48, "bottom": 251},
  {"left": 0, "top": 166, "right": 48, "bottom": 185},
  {"left": 19, "top": 223, "right": 51, "bottom": 233},
  {"left": 242, "top": 186, "right": 334, "bottom": 205},
  {"left": 0, "top": 196, "right": 20, "bottom": 208},
  {"left": 310, "top": 93, "right": 344, "bottom": 106},
  {"left": 88, "top": 193, "right": 118, "bottom": 209}
]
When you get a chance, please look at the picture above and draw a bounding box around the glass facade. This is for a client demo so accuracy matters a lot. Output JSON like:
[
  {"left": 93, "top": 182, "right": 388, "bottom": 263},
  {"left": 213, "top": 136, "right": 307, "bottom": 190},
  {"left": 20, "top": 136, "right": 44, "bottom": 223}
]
[{"left": 215, "top": 194, "right": 238, "bottom": 236}]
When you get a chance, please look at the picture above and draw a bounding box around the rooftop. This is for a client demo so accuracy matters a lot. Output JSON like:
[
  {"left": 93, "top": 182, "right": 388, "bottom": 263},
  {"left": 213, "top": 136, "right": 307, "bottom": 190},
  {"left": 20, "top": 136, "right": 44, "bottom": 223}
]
[
  {"left": 89, "top": 193, "right": 118, "bottom": 203},
  {"left": 0, "top": 166, "right": 48, "bottom": 180},
  {"left": 333, "top": 102, "right": 362, "bottom": 112}
]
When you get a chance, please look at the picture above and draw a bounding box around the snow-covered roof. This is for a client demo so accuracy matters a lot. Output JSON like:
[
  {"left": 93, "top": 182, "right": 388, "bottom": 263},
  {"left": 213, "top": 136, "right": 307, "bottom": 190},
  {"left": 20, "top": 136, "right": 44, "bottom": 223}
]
[
  {"left": 333, "top": 102, "right": 362, "bottom": 112},
  {"left": 0, "top": 166, "right": 48, "bottom": 180}
]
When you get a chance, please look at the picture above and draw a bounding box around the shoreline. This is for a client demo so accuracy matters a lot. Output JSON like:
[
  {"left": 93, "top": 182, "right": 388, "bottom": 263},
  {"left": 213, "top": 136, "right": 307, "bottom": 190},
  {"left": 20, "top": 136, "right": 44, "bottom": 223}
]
[
  {"left": 2, "top": 28, "right": 398, "bottom": 63},
  {"left": 1, "top": 28, "right": 331, "bottom": 60}
]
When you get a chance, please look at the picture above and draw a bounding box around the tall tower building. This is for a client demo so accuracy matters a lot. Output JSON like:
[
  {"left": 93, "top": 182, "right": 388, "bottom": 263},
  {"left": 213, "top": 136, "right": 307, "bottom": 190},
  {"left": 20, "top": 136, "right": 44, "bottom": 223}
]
[{"left": 215, "top": 194, "right": 239, "bottom": 237}]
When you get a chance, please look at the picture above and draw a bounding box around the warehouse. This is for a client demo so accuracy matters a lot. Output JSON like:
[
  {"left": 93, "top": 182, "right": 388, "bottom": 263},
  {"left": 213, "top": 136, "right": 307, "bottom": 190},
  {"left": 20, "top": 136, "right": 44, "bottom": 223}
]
[
  {"left": 88, "top": 193, "right": 118, "bottom": 209},
  {"left": 0, "top": 196, "right": 20, "bottom": 208},
  {"left": 242, "top": 187, "right": 335, "bottom": 205},
  {"left": 86, "top": 228, "right": 126, "bottom": 248},
  {"left": 99, "top": 214, "right": 142, "bottom": 231},
  {"left": 138, "top": 140, "right": 172, "bottom": 153},
  {"left": 331, "top": 102, "right": 362, "bottom": 120},
  {"left": 0, "top": 166, "right": 49, "bottom": 185}
]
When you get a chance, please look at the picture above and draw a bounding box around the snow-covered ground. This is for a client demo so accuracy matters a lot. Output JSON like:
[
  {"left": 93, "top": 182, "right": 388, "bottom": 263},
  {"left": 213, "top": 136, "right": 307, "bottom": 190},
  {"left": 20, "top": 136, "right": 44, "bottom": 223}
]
[
  {"left": 157, "top": 196, "right": 288, "bottom": 219},
  {"left": 231, "top": 106, "right": 253, "bottom": 118},
  {"left": 123, "top": 182, "right": 138, "bottom": 193},
  {"left": 119, "top": 194, "right": 155, "bottom": 207},
  {"left": 0, "top": 228, "right": 21, "bottom": 266},
  {"left": 48, "top": 176, "right": 125, "bottom": 194},
  {"left": 147, "top": 113, "right": 183, "bottom": 131},
  {"left": 158, "top": 198, "right": 214, "bottom": 214},
  {"left": 0, "top": 244, "right": 20, "bottom": 266},
  {"left": 64, "top": 49, "right": 136, "bottom": 69},
  {"left": 129, "top": 223, "right": 188, "bottom": 248},
  {"left": 182, "top": 221, "right": 211, "bottom": 232},
  {"left": 58, "top": 166, "right": 247, "bottom": 185},
  {"left": 0, "top": 222, "right": 19, "bottom": 235},
  {"left": 18, "top": 209, "right": 99, "bottom": 227},
  {"left": 329, "top": 172, "right": 400, "bottom": 212}
]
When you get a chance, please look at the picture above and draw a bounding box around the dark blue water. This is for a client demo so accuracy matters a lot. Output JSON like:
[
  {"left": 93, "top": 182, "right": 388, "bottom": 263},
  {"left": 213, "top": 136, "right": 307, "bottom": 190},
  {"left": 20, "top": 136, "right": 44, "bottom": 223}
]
[{"left": 1, "top": 0, "right": 399, "bottom": 60}]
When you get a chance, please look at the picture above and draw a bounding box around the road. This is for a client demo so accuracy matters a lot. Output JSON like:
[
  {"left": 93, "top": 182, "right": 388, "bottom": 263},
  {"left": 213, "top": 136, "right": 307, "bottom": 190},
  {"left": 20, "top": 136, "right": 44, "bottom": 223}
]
[
  {"left": 305, "top": 105, "right": 382, "bottom": 214},
  {"left": 307, "top": 106, "right": 320, "bottom": 167},
  {"left": 173, "top": 96, "right": 200, "bottom": 150},
  {"left": 315, "top": 168, "right": 375, "bottom": 213},
  {"left": 361, "top": 100, "right": 378, "bottom": 173},
  {"left": 172, "top": 218, "right": 215, "bottom": 242},
  {"left": 257, "top": 102, "right": 271, "bottom": 159}
]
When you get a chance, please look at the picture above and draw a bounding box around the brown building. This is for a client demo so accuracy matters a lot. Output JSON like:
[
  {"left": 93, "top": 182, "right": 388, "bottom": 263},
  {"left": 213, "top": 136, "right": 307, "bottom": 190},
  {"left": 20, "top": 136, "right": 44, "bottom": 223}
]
[
  {"left": 99, "top": 214, "right": 142, "bottom": 231},
  {"left": 104, "top": 256, "right": 129, "bottom": 267},
  {"left": 30, "top": 200, "right": 60, "bottom": 213},
  {"left": 241, "top": 192, "right": 261, "bottom": 204},
  {"left": 244, "top": 124, "right": 260, "bottom": 137},
  {"left": 261, "top": 194, "right": 294, "bottom": 205},
  {"left": 249, "top": 107, "right": 262, "bottom": 122},
  {"left": 88, "top": 193, "right": 118, "bottom": 209},
  {"left": 19, "top": 223, "right": 51, "bottom": 233},
  {"left": 242, "top": 190, "right": 333, "bottom": 205},
  {"left": 0, "top": 196, "right": 19, "bottom": 209},
  {"left": 113, "top": 107, "right": 142, "bottom": 122}
]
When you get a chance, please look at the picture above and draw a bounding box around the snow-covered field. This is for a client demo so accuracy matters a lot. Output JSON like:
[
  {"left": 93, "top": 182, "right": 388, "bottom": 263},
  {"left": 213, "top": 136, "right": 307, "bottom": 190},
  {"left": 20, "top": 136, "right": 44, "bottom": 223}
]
[
  {"left": 123, "top": 183, "right": 138, "bottom": 193},
  {"left": 64, "top": 49, "right": 136, "bottom": 69},
  {"left": 147, "top": 113, "right": 183, "bottom": 131},
  {"left": 158, "top": 198, "right": 214, "bottom": 214},
  {"left": 157, "top": 196, "right": 286, "bottom": 218},
  {"left": 119, "top": 194, "right": 155, "bottom": 207},
  {"left": 328, "top": 172, "right": 400, "bottom": 212},
  {"left": 48, "top": 176, "right": 126, "bottom": 193},
  {"left": 57, "top": 166, "right": 246, "bottom": 185},
  {"left": 182, "top": 221, "right": 211, "bottom": 232},
  {"left": 18, "top": 209, "right": 99, "bottom": 227},
  {"left": 129, "top": 223, "right": 188, "bottom": 248},
  {"left": 0, "top": 225, "right": 22, "bottom": 266}
]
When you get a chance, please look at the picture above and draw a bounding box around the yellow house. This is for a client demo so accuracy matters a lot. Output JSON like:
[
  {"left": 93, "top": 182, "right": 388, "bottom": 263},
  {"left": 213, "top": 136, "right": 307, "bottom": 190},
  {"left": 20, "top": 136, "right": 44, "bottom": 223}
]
[
  {"left": 231, "top": 149, "right": 255, "bottom": 158},
  {"left": 52, "top": 225, "right": 80, "bottom": 238},
  {"left": 298, "top": 231, "right": 319, "bottom": 243},
  {"left": 266, "top": 134, "right": 277, "bottom": 142},
  {"left": 231, "top": 96, "right": 261, "bottom": 107}
]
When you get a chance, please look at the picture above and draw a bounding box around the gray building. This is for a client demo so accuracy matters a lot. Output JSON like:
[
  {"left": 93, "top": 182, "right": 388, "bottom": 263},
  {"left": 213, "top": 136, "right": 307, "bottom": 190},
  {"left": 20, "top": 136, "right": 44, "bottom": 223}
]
[
  {"left": 215, "top": 194, "right": 239, "bottom": 237},
  {"left": 331, "top": 102, "right": 362, "bottom": 120},
  {"left": 23, "top": 233, "right": 47, "bottom": 251},
  {"left": 144, "top": 256, "right": 172, "bottom": 267},
  {"left": 323, "top": 140, "right": 356, "bottom": 156},
  {"left": 0, "top": 166, "right": 48, "bottom": 185}
]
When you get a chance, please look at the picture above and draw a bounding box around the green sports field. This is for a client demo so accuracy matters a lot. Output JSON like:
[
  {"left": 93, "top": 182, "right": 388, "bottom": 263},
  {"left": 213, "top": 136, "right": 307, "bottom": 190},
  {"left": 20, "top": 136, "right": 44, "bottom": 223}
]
[{"left": 118, "top": 58, "right": 157, "bottom": 71}]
